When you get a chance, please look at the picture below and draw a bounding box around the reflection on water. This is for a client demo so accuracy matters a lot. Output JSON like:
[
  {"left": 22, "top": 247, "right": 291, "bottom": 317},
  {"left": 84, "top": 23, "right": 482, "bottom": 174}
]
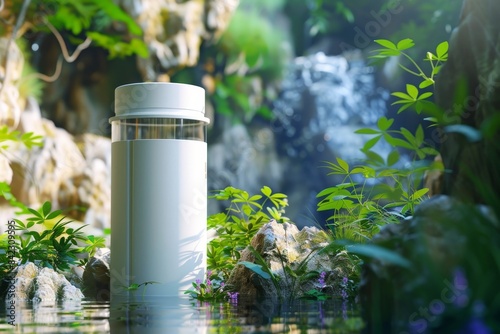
[{"left": 1, "top": 297, "right": 362, "bottom": 333}]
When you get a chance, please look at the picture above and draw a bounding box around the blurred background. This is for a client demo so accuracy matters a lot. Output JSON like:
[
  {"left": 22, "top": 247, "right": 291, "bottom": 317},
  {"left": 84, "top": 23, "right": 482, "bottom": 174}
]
[{"left": 0, "top": 0, "right": 463, "bottom": 230}]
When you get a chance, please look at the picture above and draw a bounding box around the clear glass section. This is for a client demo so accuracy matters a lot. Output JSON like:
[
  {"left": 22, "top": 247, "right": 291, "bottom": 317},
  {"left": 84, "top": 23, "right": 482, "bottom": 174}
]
[{"left": 111, "top": 118, "right": 207, "bottom": 142}]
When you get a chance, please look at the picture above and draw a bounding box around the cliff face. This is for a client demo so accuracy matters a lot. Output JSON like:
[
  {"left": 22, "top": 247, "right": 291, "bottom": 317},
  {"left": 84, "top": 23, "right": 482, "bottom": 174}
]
[{"left": 435, "top": 0, "right": 500, "bottom": 203}]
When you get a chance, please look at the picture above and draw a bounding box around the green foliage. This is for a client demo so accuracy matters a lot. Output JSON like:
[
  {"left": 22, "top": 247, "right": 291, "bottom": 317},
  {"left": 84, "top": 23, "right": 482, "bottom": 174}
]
[
  {"left": 306, "top": 0, "right": 354, "bottom": 36},
  {"left": 184, "top": 271, "right": 237, "bottom": 302},
  {"left": 33, "top": 0, "right": 148, "bottom": 58},
  {"left": 0, "top": 125, "right": 43, "bottom": 150},
  {"left": 207, "top": 7, "right": 287, "bottom": 123},
  {"left": 218, "top": 10, "right": 287, "bottom": 79},
  {"left": 0, "top": 125, "right": 43, "bottom": 214},
  {"left": 0, "top": 200, "right": 107, "bottom": 279},
  {"left": 10, "top": 202, "right": 87, "bottom": 272},
  {"left": 212, "top": 75, "right": 273, "bottom": 123},
  {"left": 239, "top": 245, "right": 282, "bottom": 298},
  {"left": 302, "top": 287, "right": 330, "bottom": 301},
  {"left": 371, "top": 38, "right": 448, "bottom": 115},
  {"left": 207, "top": 186, "right": 289, "bottom": 279},
  {"left": 121, "top": 281, "right": 159, "bottom": 298},
  {"left": 78, "top": 234, "right": 106, "bottom": 266},
  {"left": 317, "top": 39, "right": 448, "bottom": 243},
  {"left": 316, "top": 150, "right": 440, "bottom": 242}
]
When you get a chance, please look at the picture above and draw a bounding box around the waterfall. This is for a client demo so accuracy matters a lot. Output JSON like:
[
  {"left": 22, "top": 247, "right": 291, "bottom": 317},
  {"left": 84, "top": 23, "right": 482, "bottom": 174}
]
[{"left": 271, "top": 51, "right": 390, "bottom": 226}]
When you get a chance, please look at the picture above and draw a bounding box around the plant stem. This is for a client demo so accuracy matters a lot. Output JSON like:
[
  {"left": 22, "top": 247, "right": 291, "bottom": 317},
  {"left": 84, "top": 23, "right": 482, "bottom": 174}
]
[{"left": 401, "top": 52, "right": 428, "bottom": 80}]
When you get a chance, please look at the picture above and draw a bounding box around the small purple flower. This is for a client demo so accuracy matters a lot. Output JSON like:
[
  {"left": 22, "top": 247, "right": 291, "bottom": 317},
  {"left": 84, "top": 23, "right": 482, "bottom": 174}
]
[
  {"left": 456, "top": 317, "right": 491, "bottom": 334},
  {"left": 318, "top": 272, "right": 326, "bottom": 288},
  {"left": 220, "top": 282, "right": 225, "bottom": 289},
  {"left": 452, "top": 267, "right": 469, "bottom": 308},
  {"left": 207, "top": 270, "right": 212, "bottom": 278},
  {"left": 228, "top": 292, "right": 239, "bottom": 302},
  {"left": 206, "top": 279, "right": 212, "bottom": 286},
  {"left": 341, "top": 277, "right": 349, "bottom": 300}
]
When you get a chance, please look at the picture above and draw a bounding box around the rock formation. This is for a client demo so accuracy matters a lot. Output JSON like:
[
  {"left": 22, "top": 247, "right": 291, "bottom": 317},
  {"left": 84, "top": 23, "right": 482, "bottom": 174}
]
[
  {"left": 7, "top": 262, "right": 84, "bottom": 302},
  {"left": 82, "top": 248, "right": 111, "bottom": 300},
  {"left": 227, "top": 220, "right": 356, "bottom": 303},
  {"left": 118, "top": 0, "right": 239, "bottom": 81}
]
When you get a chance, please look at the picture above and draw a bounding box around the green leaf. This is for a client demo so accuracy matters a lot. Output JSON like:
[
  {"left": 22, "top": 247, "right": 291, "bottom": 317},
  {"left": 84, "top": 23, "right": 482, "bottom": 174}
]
[
  {"left": 387, "top": 150, "right": 400, "bottom": 166},
  {"left": 364, "top": 150, "right": 385, "bottom": 166},
  {"left": 383, "top": 134, "right": 413, "bottom": 150},
  {"left": 432, "top": 65, "right": 443, "bottom": 76},
  {"left": 336, "top": 157, "right": 349, "bottom": 173},
  {"left": 45, "top": 209, "right": 62, "bottom": 220},
  {"left": 42, "top": 202, "right": 52, "bottom": 217},
  {"left": 418, "top": 92, "right": 433, "bottom": 100},
  {"left": 261, "top": 186, "right": 272, "bottom": 197},
  {"left": 362, "top": 135, "right": 381, "bottom": 151},
  {"left": 395, "top": 102, "right": 415, "bottom": 114},
  {"left": 400, "top": 128, "right": 416, "bottom": 145},
  {"left": 28, "top": 208, "right": 43, "bottom": 219},
  {"left": 406, "top": 84, "right": 419, "bottom": 99},
  {"left": 391, "top": 92, "right": 413, "bottom": 101},
  {"left": 377, "top": 117, "right": 394, "bottom": 131},
  {"left": 346, "top": 244, "right": 411, "bottom": 268},
  {"left": 396, "top": 38, "right": 415, "bottom": 51},
  {"left": 317, "top": 187, "right": 341, "bottom": 198},
  {"left": 374, "top": 39, "right": 398, "bottom": 50},
  {"left": 415, "top": 125, "right": 424, "bottom": 144},
  {"left": 410, "top": 188, "right": 429, "bottom": 201},
  {"left": 238, "top": 261, "right": 271, "bottom": 279},
  {"left": 369, "top": 50, "right": 400, "bottom": 59},
  {"left": 419, "top": 78, "right": 434, "bottom": 89},
  {"left": 436, "top": 41, "right": 449, "bottom": 59},
  {"left": 98, "top": 0, "right": 143, "bottom": 35},
  {"left": 355, "top": 128, "right": 380, "bottom": 135},
  {"left": 444, "top": 125, "right": 482, "bottom": 143}
]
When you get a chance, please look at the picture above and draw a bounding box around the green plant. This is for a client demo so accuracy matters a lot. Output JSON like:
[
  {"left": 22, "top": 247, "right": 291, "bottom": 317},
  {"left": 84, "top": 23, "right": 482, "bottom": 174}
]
[
  {"left": 29, "top": 0, "right": 148, "bottom": 59},
  {"left": 184, "top": 271, "right": 237, "bottom": 302},
  {"left": 207, "top": 186, "right": 289, "bottom": 279},
  {"left": 0, "top": 200, "right": 107, "bottom": 280},
  {"left": 317, "top": 38, "right": 449, "bottom": 243},
  {"left": 12, "top": 201, "right": 88, "bottom": 272},
  {"left": 371, "top": 38, "right": 448, "bottom": 118},
  {"left": 306, "top": 0, "right": 354, "bottom": 36},
  {"left": 122, "top": 281, "right": 159, "bottom": 298},
  {"left": 301, "top": 271, "right": 330, "bottom": 301},
  {"left": 78, "top": 235, "right": 106, "bottom": 266},
  {"left": 239, "top": 243, "right": 331, "bottom": 302},
  {"left": 0, "top": 125, "right": 43, "bottom": 215}
]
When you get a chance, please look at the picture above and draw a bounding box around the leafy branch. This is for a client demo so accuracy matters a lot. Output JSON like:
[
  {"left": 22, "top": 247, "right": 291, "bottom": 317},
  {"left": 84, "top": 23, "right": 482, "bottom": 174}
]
[{"left": 371, "top": 38, "right": 448, "bottom": 115}]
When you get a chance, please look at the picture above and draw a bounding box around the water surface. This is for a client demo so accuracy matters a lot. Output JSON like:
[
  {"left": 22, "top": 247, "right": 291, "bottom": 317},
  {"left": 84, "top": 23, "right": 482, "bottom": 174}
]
[{"left": 1, "top": 297, "right": 362, "bottom": 333}]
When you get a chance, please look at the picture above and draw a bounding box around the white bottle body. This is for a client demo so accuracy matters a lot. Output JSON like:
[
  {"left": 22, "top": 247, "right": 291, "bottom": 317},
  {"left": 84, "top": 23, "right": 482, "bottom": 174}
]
[{"left": 110, "top": 139, "right": 207, "bottom": 298}]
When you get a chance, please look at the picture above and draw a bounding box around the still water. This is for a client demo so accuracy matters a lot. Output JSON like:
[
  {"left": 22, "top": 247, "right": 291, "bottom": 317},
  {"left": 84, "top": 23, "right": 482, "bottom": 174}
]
[{"left": 0, "top": 297, "right": 363, "bottom": 333}]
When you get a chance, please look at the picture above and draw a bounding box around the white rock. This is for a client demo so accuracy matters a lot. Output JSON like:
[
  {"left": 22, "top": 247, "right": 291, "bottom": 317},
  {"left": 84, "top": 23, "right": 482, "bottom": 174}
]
[{"left": 8, "top": 263, "right": 84, "bottom": 302}]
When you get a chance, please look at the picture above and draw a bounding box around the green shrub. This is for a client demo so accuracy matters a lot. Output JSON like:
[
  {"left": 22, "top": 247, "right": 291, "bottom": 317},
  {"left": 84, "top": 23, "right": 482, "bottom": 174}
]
[{"left": 207, "top": 186, "right": 289, "bottom": 279}]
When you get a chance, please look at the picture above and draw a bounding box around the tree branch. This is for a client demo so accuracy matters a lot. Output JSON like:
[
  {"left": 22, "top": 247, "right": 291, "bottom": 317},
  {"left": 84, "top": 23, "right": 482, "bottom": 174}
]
[
  {"left": 27, "top": 56, "right": 63, "bottom": 83},
  {"left": 43, "top": 17, "right": 92, "bottom": 63}
]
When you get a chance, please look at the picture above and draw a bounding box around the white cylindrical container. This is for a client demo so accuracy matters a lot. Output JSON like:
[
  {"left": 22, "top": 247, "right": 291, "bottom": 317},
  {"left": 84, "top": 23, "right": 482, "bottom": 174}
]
[{"left": 109, "top": 82, "right": 209, "bottom": 299}]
